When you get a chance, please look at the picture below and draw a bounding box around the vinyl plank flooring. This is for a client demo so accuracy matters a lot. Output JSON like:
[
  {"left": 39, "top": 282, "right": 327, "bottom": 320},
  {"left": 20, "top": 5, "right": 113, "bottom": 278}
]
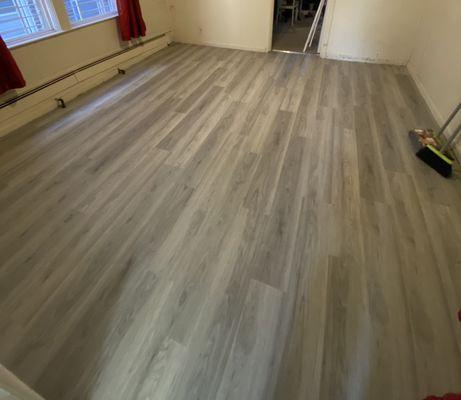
[
  {"left": 216, "top": 279, "right": 282, "bottom": 400},
  {"left": 1, "top": 44, "right": 461, "bottom": 400}
]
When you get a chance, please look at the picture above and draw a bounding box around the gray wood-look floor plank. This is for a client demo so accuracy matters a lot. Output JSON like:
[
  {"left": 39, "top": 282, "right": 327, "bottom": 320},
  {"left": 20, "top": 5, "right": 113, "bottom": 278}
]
[{"left": 1, "top": 43, "right": 461, "bottom": 400}]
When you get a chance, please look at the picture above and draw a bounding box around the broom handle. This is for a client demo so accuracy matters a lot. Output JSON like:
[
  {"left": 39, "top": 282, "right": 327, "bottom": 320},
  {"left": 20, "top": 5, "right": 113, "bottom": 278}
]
[
  {"left": 440, "top": 122, "right": 461, "bottom": 154},
  {"left": 437, "top": 102, "right": 461, "bottom": 139}
]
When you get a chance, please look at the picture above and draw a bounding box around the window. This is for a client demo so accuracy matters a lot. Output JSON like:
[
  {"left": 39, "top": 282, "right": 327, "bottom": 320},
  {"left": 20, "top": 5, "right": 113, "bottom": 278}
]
[
  {"left": 0, "top": 0, "right": 57, "bottom": 45},
  {"left": 0, "top": 0, "right": 118, "bottom": 47},
  {"left": 63, "top": 0, "right": 116, "bottom": 26}
]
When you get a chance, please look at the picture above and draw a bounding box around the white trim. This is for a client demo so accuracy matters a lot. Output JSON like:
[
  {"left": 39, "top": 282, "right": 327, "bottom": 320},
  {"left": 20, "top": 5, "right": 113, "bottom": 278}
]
[
  {"left": 319, "top": 0, "right": 336, "bottom": 58},
  {"left": 269, "top": 0, "right": 336, "bottom": 55},
  {"left": 176, "top": 39, "right": 268, "bottom": 53},
  {"left": 272, "top": 49, "right": 306, "bottom": 55},
  {"left": 2, "top": 0, "right": 61, "bottom": 47},
  {"left": 6, "top": 0, "right": 120, "bottom": 49},
  {"left": 7, "top": 13, "right": 117, "bottom": 49},
  {"left": 323, "top": 52, "right": 408, "bottom": 66},
  {"left": 266, "top": 0, "right": 275, "bottom": 51},
  {"left": 6, "top": 28, "right": 61, "bottom": 48}
]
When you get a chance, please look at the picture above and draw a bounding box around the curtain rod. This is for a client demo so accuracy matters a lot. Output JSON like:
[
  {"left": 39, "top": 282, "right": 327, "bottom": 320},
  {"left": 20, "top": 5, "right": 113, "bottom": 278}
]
[{"left": 0, "top": 33, "right": 167, "bottom": 110}]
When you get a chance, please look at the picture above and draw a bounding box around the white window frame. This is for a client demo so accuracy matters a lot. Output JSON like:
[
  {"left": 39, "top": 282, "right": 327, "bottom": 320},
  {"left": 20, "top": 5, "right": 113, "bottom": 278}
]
[
  {"left": 0, "top": 0, "right": 61, "bottom": 47},
  {"left": 63, "top": 0, "right": 117, "bottom": 28},
  {"left": 1, "top": 0, "right": 118, "bottom": 48}
]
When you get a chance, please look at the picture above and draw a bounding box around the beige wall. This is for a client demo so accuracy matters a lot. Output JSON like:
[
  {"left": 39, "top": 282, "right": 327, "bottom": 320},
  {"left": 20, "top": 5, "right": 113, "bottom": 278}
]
[
  {"left": 8, "top": 0, "right": 172, "bottom": 91},
  {"left": 169, "top": 0, "right": 274, "bottom": 52},
  {"left": 407, "top": 0, "right": 461, "bottom": 143},
  {"left": 168, "top": 0, "right": 423, "bottom": 64},
  {"left": 321, "top": 0, "right": 422, "bottom": 65}
]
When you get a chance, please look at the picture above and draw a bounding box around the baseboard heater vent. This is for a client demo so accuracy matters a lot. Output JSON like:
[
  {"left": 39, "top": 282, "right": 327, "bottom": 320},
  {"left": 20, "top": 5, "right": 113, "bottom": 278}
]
[{"left": 0, "top": 33, "right": 168, "bottom": 110}]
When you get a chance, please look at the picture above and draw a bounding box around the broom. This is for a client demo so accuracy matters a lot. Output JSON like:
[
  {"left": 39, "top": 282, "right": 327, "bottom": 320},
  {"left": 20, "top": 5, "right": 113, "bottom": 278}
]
[{"left": 409, "top": 102, "right": 461, "bottom": 178}]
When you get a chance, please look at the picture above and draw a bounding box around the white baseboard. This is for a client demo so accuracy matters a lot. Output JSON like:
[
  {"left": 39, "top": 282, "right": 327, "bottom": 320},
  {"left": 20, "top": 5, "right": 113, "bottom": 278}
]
[
  {"left": 323, "top": 52, "right": 408, "bottom": 66},
  {"left": 0, "top": 34, "right": 171, "bottom": 138},
  {"left": 174, "top": 39, "right": 268, "bottom": 53}
]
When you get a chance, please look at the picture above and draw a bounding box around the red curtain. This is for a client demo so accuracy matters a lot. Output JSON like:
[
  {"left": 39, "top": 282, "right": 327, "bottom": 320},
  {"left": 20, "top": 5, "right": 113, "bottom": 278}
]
[
  {"left": 0, "top": 35, "right": 25, "bottom": 95},
  {"left": 116, "top": 0, "right": 147, "bottom": 41}
]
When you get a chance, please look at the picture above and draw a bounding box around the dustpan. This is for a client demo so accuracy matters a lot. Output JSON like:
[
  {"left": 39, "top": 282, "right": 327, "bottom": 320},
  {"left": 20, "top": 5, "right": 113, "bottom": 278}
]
[{"left": 409, "top": 102, "right": 461, "bottom": 178}]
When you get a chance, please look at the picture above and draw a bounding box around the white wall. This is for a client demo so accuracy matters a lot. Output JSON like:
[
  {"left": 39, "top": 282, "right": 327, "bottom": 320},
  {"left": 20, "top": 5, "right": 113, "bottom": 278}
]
[
  {"left": 321, "top": 0, "right": 422, "bottom": 65},
  {"left": 407, "top": 0, "right": 461, "bottom": 142},
  {"left": 169, "top": 0, "right": 274, "bottom": 52}
]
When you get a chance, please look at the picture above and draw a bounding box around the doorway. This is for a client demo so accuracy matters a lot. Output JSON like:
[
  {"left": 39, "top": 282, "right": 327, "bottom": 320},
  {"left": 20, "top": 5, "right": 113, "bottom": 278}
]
[{"left": 272, "top": 0, "right": 326, "bottom": 54}]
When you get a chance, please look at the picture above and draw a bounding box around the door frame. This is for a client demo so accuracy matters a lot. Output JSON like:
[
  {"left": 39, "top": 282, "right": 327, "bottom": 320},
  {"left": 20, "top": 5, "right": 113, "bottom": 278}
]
[
  {"left": 318, "top": 0, "right": 336, "bottom": 56},
  {"left": 268, "top": 0, "right": 337, "bottom": 55}
]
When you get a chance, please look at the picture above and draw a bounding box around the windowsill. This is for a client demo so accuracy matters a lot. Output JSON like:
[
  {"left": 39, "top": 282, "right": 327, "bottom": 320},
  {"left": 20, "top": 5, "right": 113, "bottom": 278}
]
[
  {"left": 8, "top": 14, "right": 118, "bottom": 50},
  {"left": 7, "top": 30, "right": 63, "bottom": 49}
]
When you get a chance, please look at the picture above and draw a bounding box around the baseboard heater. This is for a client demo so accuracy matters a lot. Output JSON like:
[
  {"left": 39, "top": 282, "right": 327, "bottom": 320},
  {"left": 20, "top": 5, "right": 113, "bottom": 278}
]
[{"left": 0, "top": 33, "right": 168, "bottom": 110}]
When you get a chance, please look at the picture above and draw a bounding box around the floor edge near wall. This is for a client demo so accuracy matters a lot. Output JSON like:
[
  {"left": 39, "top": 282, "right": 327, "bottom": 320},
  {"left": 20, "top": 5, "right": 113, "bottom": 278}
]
[
  {"left": 173, "top": 40, "right": 269, "bottom": 53},
  {"left": 271, "top": 49, "right": 314, "bottom": 55}
]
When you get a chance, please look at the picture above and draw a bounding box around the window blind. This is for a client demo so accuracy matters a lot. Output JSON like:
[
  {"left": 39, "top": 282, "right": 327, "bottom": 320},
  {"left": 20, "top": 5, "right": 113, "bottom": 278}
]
[
  {"left": 0, "top": 0, "right": 55, "bottom": 44},
  {"left": 63, "top": 0, "right": 116, "bottom": 25}
]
